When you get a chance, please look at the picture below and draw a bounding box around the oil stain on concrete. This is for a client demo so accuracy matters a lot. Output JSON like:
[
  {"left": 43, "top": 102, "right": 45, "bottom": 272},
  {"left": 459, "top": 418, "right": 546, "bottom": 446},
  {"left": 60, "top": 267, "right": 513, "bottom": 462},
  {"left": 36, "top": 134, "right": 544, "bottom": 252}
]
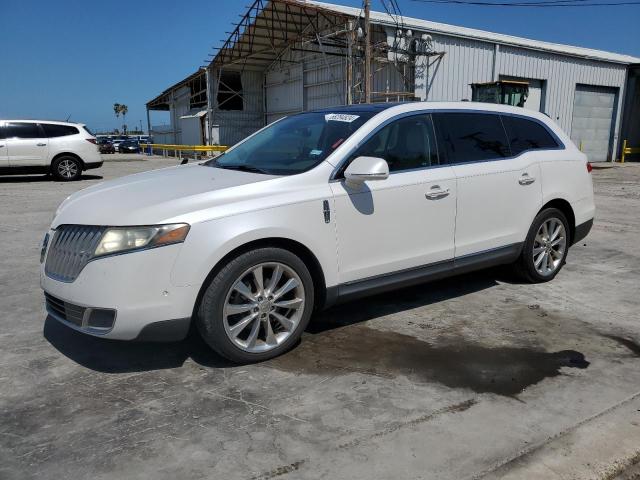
[{"left": 268, "top": 324, "right": 589, "bottom": 397}]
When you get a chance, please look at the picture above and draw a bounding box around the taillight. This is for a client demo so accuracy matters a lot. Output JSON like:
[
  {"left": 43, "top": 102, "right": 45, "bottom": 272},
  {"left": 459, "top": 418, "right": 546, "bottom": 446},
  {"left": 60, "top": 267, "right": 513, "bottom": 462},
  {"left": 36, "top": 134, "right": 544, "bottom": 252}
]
[
  {"left": 86, "top": 138, "right": 97, "bottom": 145},
  {"left": 586, "top": 162, "right": 593, "bottom": 173}
]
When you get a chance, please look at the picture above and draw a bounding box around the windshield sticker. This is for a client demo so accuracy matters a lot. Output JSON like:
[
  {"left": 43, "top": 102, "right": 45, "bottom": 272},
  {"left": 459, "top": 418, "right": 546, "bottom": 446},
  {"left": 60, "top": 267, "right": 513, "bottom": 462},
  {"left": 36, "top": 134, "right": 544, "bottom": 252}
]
[
  {"left": 325, "top": 113, "right": 360, "bottom": 123},
  {"left": 310, "top": 149, "right": 323, "bottom": 156}
]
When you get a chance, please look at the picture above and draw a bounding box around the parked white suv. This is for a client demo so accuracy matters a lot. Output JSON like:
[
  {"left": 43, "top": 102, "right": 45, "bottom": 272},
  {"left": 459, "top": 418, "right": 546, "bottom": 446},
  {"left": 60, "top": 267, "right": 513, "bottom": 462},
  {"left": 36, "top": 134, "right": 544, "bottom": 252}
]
[
  {"left": 0, "top": 120, "right": 102, "bottom": 181},
  {"left": 40, "top": 102, "right": 595, "bottom": 362}
]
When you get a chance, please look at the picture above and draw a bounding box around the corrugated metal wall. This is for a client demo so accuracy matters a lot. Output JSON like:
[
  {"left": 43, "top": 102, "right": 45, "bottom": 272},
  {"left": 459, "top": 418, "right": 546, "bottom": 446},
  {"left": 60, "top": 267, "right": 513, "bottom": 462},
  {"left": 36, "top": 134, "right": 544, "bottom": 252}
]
[{"left": 411, "top": 30, "right": 628, "bottom": 157}]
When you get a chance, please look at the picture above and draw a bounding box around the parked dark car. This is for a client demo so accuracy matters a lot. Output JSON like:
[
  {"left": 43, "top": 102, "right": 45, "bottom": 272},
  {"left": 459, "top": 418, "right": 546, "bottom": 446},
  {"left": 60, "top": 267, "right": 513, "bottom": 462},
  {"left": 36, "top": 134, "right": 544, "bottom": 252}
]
[
  {"left": 118, "top": 140, "right": 140, "bottom": 153},
  {"left": 99, "top": 141, "right": 115, "bottom": 154}
]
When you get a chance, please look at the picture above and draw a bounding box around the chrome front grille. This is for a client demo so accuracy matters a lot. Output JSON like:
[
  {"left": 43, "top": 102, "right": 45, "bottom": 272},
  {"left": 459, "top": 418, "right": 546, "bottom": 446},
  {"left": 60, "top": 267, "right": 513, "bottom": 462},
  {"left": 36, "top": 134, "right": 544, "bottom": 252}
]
[{"left": 44, "top": 225, "right": 106, "bottom": 282}]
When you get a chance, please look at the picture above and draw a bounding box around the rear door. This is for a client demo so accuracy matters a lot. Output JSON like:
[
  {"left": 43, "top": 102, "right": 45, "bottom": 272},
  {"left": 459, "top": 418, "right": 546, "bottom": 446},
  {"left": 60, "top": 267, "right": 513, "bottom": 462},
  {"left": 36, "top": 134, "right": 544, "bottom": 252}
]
[
  {"left": 6, "top": 122, "right": 49, "bottom": 167},
  {"left": 433, "top": 112, "right": 544, "bottom": 258},
  {"left": 0, "top": 123, "right": 8, "bottom": 167}
]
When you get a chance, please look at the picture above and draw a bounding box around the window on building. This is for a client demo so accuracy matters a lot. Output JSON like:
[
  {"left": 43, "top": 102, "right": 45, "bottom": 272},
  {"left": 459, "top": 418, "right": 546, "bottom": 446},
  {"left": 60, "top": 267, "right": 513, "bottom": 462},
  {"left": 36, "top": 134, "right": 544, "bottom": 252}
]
[
  {"left": 351, "top": 114, "right": 438, "bottom": 172},
  {"left": 434, "top": 113, "right": 510, "bottom": 163},
  {"left": 5, "top": 122, "right": 43, "bottom": 139},
  {"left": 217, "top": 71, "right": 243, "bottom": 111},
  {"left": 501, "top": 115, "right": 559, "bottom": 155},
  {"left": 41, "top": 124, "right": 79, "bottom": 137}
]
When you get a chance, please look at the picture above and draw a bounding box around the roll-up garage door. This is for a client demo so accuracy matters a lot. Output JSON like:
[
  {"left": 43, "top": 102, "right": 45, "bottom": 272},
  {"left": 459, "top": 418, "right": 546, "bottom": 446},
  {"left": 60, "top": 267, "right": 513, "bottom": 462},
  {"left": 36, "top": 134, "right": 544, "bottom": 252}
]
[{"left": 570, "top": 85, "right": 618, "bottom": 162}]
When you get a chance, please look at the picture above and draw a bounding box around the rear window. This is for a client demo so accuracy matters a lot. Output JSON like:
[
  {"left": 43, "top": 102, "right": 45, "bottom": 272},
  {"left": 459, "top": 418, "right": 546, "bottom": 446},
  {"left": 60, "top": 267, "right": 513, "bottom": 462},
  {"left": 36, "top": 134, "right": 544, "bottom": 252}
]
[
  {"left": 83, "top": 126, "right": 94, "bottom": 136},
  {"left": 434, "top": 113, "right": 510, "bottom": 164},
  {"left": 5, "top": 122, "right": 43, "bottom": 139},
  {"left": 501, "top": 115, "right": 559, "bottom": 155},
  {"left": 42, "top": 124, "right": 79, "bottom": 137}
]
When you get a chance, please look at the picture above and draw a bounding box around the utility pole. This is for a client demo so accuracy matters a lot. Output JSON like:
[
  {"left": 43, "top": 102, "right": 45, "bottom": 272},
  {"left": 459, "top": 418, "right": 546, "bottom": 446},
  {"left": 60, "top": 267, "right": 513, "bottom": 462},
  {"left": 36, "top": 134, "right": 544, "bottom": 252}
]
[{"left": 364, "top": 0, "right": 371, "bottom": 103}]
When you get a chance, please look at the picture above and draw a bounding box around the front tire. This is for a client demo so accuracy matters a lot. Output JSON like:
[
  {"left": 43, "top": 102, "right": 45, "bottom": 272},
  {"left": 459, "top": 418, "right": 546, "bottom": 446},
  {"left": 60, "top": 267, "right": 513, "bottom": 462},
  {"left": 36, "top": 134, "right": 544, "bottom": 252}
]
[
  {"left": 515, "top": 207, "right": 570, "bottom": 283},
  {"left": 197, "top": 248, "right": 315, "bottom": 363},
  {"left": 52, "top": 156, "right": 82, "bottom": 181}
]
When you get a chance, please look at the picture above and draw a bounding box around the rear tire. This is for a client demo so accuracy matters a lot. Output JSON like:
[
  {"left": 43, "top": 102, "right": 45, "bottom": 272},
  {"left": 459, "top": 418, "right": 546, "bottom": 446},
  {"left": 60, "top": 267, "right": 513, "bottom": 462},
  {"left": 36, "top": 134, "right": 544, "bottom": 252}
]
[
  {"left": 197, "top": 247, "right": 315, "bottom": 363},
  {"left": 514, "top": 207, "right": 570, "bottom": 283},
  {"left": 51, "top": 156, "right": 82, "bottom": 181}
]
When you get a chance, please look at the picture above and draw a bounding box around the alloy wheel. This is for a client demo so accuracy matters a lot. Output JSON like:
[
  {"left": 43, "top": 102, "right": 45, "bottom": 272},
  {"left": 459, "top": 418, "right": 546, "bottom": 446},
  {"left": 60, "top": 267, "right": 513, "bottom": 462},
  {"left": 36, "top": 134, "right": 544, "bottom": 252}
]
[
  {"left": 223, "top": 262, "right": 305, "bottom": 353},
  {"left": 533, "top": 217, "right": 566, "bottom": 276},
  {"left": 57, "top": 159, "right": 78, "bottom": 179}
]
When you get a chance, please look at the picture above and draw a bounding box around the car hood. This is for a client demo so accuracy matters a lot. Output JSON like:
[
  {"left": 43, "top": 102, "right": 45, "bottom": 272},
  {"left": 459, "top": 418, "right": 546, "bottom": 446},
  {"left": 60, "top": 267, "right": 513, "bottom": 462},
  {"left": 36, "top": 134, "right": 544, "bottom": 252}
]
[{"left": 53, "top": 163, "right": 278, "bottom": 227}]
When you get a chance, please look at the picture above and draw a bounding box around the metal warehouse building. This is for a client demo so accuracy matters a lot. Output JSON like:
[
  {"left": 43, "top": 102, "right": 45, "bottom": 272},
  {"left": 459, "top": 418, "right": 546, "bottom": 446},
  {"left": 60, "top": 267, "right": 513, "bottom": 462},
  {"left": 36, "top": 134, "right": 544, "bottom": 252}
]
[{"left": 146, "top": 0, "right": 640, "bottom": 162}]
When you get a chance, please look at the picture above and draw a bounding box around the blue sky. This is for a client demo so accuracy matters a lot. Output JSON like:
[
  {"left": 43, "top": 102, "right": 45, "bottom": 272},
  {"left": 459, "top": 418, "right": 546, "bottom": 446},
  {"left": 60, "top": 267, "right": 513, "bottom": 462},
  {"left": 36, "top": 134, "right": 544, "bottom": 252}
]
[{"left": 1, "top": 0, "right": 638, "bottom": 133}]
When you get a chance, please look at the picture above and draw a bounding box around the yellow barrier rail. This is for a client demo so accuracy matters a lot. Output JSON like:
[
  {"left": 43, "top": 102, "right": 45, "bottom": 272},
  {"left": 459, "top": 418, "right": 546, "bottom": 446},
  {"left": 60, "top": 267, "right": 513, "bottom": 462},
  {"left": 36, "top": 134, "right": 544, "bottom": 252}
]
[
  {"left": 621, "top": 139, "right": 640, "bottom": 163},
  {"left": 142, "top": 143, "right": 228, "bottom": 152}
]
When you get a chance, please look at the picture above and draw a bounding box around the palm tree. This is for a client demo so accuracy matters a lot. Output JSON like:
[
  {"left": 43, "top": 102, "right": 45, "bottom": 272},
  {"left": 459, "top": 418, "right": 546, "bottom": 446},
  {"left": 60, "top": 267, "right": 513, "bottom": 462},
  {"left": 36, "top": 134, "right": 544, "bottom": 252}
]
[
  {"left": 113, "top": 103, "right": 121, "bottom": 123},
  {"left": 120, "top": 104, "right": 128, "bottom": 134}
]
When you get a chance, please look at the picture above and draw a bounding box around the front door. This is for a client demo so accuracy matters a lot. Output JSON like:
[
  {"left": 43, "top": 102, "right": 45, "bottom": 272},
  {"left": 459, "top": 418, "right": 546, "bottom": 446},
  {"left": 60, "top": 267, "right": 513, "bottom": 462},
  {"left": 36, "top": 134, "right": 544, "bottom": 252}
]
[
  {"left": 330, "top": 113, "right": 457, "bottom": 284},
  {"left": 6, "top": 122, "right": 49, "bottom": 167}
]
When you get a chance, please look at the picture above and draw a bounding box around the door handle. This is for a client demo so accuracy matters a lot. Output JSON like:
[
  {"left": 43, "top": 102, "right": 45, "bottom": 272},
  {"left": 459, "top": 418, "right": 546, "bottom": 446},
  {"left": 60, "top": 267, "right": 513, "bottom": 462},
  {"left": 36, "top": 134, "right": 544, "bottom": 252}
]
[
  {"left": 37, "top": 143, "right": 47, "bottom": 147},
  {"left": 0, "top": 145, "right": 4, "bottom": 148},
  {"left": 425, "top": 186, "right": 451, "bottom": 200},
  {"left": 519, "top": 173, "right": 535, "bottom": 185}
]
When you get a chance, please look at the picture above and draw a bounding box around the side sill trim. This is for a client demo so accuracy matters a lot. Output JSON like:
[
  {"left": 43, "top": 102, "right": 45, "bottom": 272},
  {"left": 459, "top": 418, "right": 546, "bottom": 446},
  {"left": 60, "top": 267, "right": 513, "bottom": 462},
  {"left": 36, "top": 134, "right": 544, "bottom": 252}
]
[{"left": 325, "top": 243, "right": 522, "bottom": 307}]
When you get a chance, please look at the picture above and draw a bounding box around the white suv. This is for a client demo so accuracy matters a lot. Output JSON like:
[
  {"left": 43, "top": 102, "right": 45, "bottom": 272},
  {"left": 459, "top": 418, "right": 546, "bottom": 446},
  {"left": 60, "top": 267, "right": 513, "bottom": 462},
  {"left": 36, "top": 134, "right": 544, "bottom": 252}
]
[
  {"left": 40, "top": 102, "right": 595, "bottom": 362},
  {"left": 0, "top": 120, "right": 102, "bottom": 181}
]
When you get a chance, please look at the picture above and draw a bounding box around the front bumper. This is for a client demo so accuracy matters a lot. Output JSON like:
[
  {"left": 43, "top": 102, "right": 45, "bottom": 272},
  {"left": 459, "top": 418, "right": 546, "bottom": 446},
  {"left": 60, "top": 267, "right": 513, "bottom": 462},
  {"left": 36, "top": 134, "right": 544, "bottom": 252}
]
[{"left": 41, "top": 244, "right": 199, "bottom": 341}]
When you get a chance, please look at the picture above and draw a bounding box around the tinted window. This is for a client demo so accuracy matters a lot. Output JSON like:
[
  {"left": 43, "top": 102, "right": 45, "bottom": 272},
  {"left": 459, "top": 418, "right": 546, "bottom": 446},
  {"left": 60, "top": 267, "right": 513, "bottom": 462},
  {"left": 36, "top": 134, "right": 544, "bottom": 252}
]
[
  {"left": 434, "top": 113, "right": 510, "bottom": 164},
  {"left": 351, "top": 114, "right": 438, "bottom": 172},
  {"left": 0, "top": 126, "right": 5, "bottom": 140},
  {"left": 42, "top": 124, "right": 79, "bottom": 137},
  {"left": 502, "top": 115, "right": 559, "bottom": 155},
  {"left": 5, "top": 122, "right": 43, "bottom": 139}
]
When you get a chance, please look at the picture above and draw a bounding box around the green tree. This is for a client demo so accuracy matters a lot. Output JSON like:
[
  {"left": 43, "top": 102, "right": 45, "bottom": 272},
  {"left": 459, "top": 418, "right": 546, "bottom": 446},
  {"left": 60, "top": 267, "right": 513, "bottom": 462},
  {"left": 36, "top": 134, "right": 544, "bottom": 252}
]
[{"left": 120, "top": 104, "right": 128, "bottom": 134}]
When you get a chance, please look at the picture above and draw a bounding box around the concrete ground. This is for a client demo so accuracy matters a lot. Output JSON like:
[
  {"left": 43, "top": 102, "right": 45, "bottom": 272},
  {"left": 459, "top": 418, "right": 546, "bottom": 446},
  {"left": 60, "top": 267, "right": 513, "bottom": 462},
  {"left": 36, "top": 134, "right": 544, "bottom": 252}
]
[{"left": 1, "top": 157, "right": 639, "bottom": 479}]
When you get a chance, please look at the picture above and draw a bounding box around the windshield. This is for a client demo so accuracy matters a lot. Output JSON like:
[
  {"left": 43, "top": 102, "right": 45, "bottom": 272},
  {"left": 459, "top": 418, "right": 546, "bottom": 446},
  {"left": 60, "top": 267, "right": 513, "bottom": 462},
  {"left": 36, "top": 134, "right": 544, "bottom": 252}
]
[{"left": 204, "top": 111, "right": 375, "bottom": 175}]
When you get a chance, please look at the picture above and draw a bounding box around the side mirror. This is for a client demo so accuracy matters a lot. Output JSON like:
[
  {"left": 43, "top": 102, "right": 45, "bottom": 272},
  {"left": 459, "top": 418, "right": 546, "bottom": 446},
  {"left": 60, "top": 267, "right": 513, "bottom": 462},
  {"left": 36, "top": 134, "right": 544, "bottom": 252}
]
[{"left": 344, "top": 156, "right": 389, "bottom": 188}]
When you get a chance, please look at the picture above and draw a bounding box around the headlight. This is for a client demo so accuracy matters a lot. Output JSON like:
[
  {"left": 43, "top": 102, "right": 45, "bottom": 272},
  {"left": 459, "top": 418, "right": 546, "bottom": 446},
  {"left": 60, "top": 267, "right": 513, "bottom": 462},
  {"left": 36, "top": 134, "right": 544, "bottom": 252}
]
[{"left": 94, "top": 223, "right": 190, "bottom": 257}]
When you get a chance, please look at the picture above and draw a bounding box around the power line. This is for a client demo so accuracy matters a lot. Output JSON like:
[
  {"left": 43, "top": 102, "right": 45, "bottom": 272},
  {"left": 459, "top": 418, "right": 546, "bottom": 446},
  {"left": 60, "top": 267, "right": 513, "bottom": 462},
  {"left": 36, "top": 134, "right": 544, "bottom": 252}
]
[{"left": 411, "top": 0, "right": 640, "bottom": 6}]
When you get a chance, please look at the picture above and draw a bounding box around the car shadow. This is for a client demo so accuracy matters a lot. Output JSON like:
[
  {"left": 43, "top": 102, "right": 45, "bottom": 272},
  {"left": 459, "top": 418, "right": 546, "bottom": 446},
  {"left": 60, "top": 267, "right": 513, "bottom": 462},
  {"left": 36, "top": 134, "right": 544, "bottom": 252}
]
[
  {"left": 44, "top": 268, "right": 510, "bottom": 374},
  {"left": 0, "top": 174, "right": 103, "bottom": 183}
]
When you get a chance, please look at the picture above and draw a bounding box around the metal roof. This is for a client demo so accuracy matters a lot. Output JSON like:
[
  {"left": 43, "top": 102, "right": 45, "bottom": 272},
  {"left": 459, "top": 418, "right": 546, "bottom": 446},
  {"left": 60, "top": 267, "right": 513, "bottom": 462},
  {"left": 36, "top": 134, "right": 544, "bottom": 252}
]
[{"left": 307, "top": 0, "right": 640, "bottom": 65}]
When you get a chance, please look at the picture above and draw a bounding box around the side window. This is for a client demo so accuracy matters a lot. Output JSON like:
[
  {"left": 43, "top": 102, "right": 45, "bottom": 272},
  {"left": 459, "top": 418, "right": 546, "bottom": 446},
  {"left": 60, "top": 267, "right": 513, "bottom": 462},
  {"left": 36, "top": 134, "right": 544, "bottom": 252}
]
[
  {"left": 5, "top": 122, "right": 43, "bottom": 139},
  {"left": 502, "top": 115, "right": 559, "bottom": 155},
  {"left": 434, "top": 113, "right": 510, "bottom": 164},
  {"left": 42, "top": 124, "right": 79, "bottom": 137},
  {"left": 351, "top": 114, "right": 438, "bottom": 173},
  {"left": 0, "top": 125, "right": 5, "bottom": 140}
]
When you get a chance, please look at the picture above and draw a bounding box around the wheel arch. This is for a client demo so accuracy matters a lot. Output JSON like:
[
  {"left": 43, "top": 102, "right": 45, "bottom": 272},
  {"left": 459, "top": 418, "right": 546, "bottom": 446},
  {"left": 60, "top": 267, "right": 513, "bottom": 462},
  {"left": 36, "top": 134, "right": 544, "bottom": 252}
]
[
  {"left": 539, "top": 198, "right": 576, "bottom": 243},
  {"left": 191, "top": 237, "right": 329, "bottom": 321}
]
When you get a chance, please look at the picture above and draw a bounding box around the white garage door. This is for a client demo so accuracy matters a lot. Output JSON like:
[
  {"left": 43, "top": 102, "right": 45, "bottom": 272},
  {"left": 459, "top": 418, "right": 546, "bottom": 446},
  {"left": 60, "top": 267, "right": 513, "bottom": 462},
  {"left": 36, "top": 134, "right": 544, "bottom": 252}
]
[{"left": 570, "top": 85, "right": 618, "bottom": 162}]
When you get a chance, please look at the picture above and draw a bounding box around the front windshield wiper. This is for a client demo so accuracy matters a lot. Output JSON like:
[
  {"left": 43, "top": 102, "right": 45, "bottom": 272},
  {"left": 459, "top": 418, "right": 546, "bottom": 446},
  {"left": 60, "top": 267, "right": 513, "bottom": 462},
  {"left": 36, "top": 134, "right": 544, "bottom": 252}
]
[{"left": 214, "top": 163, "right": 270, "bottom": 174}]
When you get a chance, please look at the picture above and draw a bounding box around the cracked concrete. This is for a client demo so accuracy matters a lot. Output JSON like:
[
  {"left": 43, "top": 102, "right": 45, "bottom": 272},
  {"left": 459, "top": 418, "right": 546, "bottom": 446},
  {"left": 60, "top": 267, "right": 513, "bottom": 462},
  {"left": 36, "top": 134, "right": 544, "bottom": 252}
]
[{"left": 1, "top": 158, "right": 640, "bottom": 479}]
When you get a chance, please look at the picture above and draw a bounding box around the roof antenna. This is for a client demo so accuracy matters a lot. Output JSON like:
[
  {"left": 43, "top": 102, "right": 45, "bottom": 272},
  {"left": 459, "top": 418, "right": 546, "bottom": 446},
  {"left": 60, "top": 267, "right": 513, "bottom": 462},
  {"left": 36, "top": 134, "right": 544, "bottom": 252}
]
[{"left": 65, "top": 114, "right": 71, "bottom": 121}]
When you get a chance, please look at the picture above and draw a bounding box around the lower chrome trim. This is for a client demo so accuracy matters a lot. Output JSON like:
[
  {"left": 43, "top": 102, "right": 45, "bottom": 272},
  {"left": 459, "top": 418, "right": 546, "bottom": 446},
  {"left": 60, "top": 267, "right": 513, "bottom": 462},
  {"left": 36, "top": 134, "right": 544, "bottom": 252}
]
[{"left": 324, "top": 243, "right": 523, "bottom": 307}]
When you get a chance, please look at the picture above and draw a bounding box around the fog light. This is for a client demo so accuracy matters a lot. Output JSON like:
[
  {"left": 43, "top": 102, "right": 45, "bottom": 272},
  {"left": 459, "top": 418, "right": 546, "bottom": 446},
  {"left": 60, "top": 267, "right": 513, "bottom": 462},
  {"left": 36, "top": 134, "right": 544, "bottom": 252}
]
[{"left": 86, "top": 308, "right": 116, "bottom": 330}]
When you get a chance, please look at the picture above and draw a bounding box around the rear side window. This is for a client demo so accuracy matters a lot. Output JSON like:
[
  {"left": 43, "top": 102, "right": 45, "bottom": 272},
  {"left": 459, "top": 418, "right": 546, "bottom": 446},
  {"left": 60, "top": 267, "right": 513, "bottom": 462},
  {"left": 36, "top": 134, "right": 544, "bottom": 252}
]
[
  {"left": 42, "top": 124, "right": 79, "bottom": 137},
  {"left": 351, "top": 114, "right": 438, "bottom": 172},
  {"left": 5, "top": 122, "right": 44, "bottom": 139},
  {"left": 502, "top": 115, "right": 559, "bottom": 155},
  {"left": 434, "top": 113, "right": 510, "bottom": 164}
]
